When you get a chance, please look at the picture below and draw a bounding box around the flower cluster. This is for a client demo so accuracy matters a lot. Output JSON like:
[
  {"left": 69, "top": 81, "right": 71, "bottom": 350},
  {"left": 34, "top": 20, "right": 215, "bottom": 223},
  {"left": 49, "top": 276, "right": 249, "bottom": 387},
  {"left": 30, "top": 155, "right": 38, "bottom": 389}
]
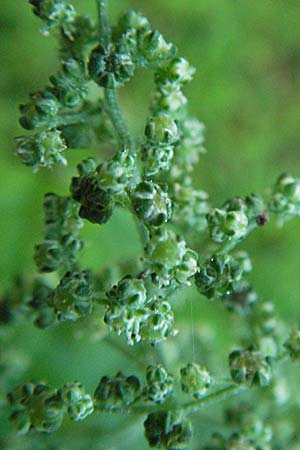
[
  {"left": 94, "top": 371, "right": 141, "bottom": 411},
  {"left": 144, "top": 410, "right": 192, "bottom": 450},
  {"left": 48, "top": 270, "right": 94, "bottom": 322},
  {"left": 195, "top": 253, "right": 244, "bottom": 300},
  {"left": 5, "top": 1, "right": 300, "bottom": 449},
  {"left": 180, "top": 363, "right": 212, "bottom": 399},
  {"left": 103, "top": 276, "right": 176, "bottom": 345},
  {"left": 207, "top": 194, "right": 265, "bottom": 243},
  {"left": 145, "top": 364, "right": 174, "bottom": 403},
  {"left": 284, "top": 330, "right": 300, "bottom": 361},
  {"left": 34, "top": 193, "right": 83, "bottom": 273},
  {"left": 145, "top": 229, "right": 198, "bottom": 290},
  {"left": 8, "top": 382, "right": 65, "bottom": 435},
  {"left": 269, "top": 173, "right": 300, "bottom": 222},
  {"left": 229, "top": 347, "right": 272, "bottom": 387}
]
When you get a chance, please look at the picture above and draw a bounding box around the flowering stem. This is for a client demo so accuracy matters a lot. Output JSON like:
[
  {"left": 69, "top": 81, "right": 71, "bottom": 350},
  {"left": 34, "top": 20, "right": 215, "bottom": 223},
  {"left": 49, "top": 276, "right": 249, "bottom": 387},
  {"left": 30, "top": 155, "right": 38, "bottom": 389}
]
[
  {"left": 105, "top": 89, "right": 135, "bottom": 152},
  {"left": 97, "top": 0, "right": 135, "bottom": 152},
  {"left": 95, "top": 383, "right": 245, "bottom": 416},
  {"left": 179, "top": 384, "right": 244, "bottom": 416}
]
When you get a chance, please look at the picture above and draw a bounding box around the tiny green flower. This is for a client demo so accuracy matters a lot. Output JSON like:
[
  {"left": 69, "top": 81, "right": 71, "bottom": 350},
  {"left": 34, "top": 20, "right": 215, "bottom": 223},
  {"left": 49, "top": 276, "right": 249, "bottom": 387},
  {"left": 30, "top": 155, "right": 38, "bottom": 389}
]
[
  {"left": 229, "top": 347, "right": 272, "bottom": 387},
  {"left": 269, "top": 173, "right": 300, "bottom": 221},
  {"left": 61, "top": 382, "right": 94, "bottom": 421},
  {"left": 48, "top": 271, "right": 94, "bottom": 322},
  {"left": 145, "top": 364, "right": 174, "bottom": 404},
  {"left": 8, "top": 382, "right": 64, "bottom": 435},
  {"left": 16, "top": 129, "right": 67, "bottom": 172},
  {"left": 88, "top": 44, "right": 135, "bottom": 88},
  {"left": 284, "top": 330, "right": 300, "bottom": 362},
  {"left": 145, "top": 114, "right": 179, "bottom": 145},
  {"left": 180, "top": 363, "right": 212, "bottom": 399},
  {"left": 195, "top": 254, "right": 243, "bottom": 300},
  {"left": 94, "top": 372, "right": 141, "bottom": 411},
  {"left": 144, "top": 410, "right": 192, "bottom": 450},
  {"left": 131, "top": 181, "right": 172, "bottom": 227}
]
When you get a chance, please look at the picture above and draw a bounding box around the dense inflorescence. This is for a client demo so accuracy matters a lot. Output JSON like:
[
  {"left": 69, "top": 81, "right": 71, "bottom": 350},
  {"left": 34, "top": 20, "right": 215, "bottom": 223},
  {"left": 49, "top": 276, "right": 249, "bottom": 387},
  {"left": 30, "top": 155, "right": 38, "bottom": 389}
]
[{"left": 2, "top": 1, "right": 300, "bottom": 449}]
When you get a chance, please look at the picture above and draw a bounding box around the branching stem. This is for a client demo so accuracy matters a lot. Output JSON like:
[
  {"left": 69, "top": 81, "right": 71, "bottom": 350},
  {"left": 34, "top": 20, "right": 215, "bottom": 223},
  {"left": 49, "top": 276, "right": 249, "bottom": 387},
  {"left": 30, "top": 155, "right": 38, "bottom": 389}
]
[
  {"left": 97, "top": 0, "right": 135, "bottom": 152},
  {"left": 95, "top": 383, "right": 244, "bottom": 416}
]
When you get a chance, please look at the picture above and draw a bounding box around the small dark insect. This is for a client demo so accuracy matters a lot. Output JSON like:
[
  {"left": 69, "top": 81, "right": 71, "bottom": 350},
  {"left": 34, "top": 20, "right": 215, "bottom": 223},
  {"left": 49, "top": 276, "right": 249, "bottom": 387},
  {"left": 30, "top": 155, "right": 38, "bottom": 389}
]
[{"left": 256, "top": 211, "right": 269, "bottom": 226}]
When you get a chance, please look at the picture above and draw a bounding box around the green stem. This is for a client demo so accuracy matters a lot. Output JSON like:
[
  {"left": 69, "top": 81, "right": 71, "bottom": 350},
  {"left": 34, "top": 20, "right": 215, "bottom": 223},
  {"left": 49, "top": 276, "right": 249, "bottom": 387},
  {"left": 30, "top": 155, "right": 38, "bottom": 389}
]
[
  {"left": 96, "top": 0, "right": 134, "bottom": 152},
  {"left": 179, "top": 384, "right": 244, "bottom": 416},
  {"left": 54, "top": 110, "right": 98, "bottom": 127},
  {"left": 97, "top": 0, "right": 111, "bottom": 47},
  {"left": 105, "top": 88, "right": 135, "bottom": 151},
  {"left": 95, "top": 383, "right": 244, "bottom": 416}
]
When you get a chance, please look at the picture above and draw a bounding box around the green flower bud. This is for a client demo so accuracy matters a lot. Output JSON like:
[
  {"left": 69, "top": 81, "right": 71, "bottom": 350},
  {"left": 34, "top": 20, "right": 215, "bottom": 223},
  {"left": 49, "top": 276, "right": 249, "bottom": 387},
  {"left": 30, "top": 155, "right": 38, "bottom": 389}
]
[
  {"left": 50, "top": 59, "right": 87, "bottom": 108},
  {"left": 88, "top": 44, "right": 135, "bottom": 88},
  {"left": 34, "top": 239, "right": 63, "bottom": 272},
  {"left": 8, "top": 382, "right": 64, "bottom": 435},
  {"left": 144, "top": 410, "right": 192, "bottom": 450},
  {"left": 113, "top": 10, "right": 148, "bottom": 60},
  {"left": 207, "top": 194, "right": 264, "bottom": 244},
  {"left": 48, "top": 271, "right": 94, "bottom": 322},
  {"left": 170, "top": 118, "right": 206, "bottom": 177},
  {"left": 94, "top": 372, "right": 140, "bottom": 411},
  {"left": 171, "top": 184, "right": 209, "bottom": 232},
  {"left": 106, "top": 276, "right": 147, "bottom": 308},
  {"left": 145, "top": 114, "right": 179, "bottom": 145},
  {"left": 29, "top": 279, "right": 56, "bottom": 328},
  {"left": 60, "top": 16, "right": 98, "bottom": 60},
  {"left": 180, "top": 363, "right": 212, "bottom": 399},
  {"left": 70, "top": 158, "right": 98, "bottom": 198},
  {"left": 35, "top": 193, "right": 83, "bottom": 273},
  {"left": 15, "top": 129, "right": 67, "bottom": 172},
  {"left": 43, "top": 193, "right": 82, "bottom": 237},
  {"left": 156, "top": 57, "right": 195, "bottom": 85},
  {"left": 77, "top": 157, "right": 98, "bottom": 177},
  {"left": 97, "top": 148, "right": 137, "bottom": 195},
  {"left": 145, "top": 364, "right": 174, "bottom": 404},
  {"left": 245, "top": 193, "right": 265, "bottom": 221},
  {"left": 207, "top": 208, "right": 248, "bottom": 243},
  {"left": 132, "top": 181, "right": 172, "bottom": 227},
  {"left": 145, "top": 229, "right": 198, "bottom": 288},
  {"left": 104, "top": 276, "right": 148, "bottom": 345},
  {"left": 139, "top": 29, "right": 176, "bottom": 66},
  {"left": 118, "top": 10, "right": 150, "bottom": 33},
  {"left": 29, "top": 0, "right": 76, "bottom": 37},
  {"left": 284, "top": 330, "right": 300, "bottom": 362},
  {"left": 142, "top": 144, "right": 174, "bottom": 176},
  {"left": 195, "top": 254, "right": 243, "bottom": 300},
  {"left": 269, "top": 173, "right": 300, "bottom": 220},
  {"left": 61, "top": 382, "right": 94, "bottom": 421},
  {"left": 152, "top": 81, "right": 187, "bottom": 117},
  {"left": 71, "top": 175, "right": 113, "bottom": 224},
  {"left": 229, "top": 347, "right": 272, "bottom": 387},
  {"left": 34, "top": 235, "right": 82, "bottom": 273},
  {"left": 138, "top": 300, "right": 177, "bottom": 343},
  {"left": 19, "top": 89, "right": 60, "bottom": 130}
]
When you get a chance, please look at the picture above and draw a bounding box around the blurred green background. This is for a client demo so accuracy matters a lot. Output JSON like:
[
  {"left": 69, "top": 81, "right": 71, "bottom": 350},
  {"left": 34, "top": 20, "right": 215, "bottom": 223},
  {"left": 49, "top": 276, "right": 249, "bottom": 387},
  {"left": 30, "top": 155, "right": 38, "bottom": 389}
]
[{"left": 1, "top": 0, "right": 300, "bottom": 448}]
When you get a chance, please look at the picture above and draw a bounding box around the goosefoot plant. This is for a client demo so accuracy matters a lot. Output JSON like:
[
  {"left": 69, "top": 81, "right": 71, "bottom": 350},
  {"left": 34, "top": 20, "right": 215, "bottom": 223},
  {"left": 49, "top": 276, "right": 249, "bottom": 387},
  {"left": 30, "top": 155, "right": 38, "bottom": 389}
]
[{"left": 2, "top": 1, "right": 300, "bottom": 449}]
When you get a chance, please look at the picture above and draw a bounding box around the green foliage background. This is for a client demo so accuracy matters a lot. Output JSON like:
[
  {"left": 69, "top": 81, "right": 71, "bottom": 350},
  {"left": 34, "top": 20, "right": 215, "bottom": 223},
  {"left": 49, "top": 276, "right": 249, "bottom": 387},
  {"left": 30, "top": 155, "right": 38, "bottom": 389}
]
[{"left": 1, "top": 0, "right": 300, "bottom": 448}]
